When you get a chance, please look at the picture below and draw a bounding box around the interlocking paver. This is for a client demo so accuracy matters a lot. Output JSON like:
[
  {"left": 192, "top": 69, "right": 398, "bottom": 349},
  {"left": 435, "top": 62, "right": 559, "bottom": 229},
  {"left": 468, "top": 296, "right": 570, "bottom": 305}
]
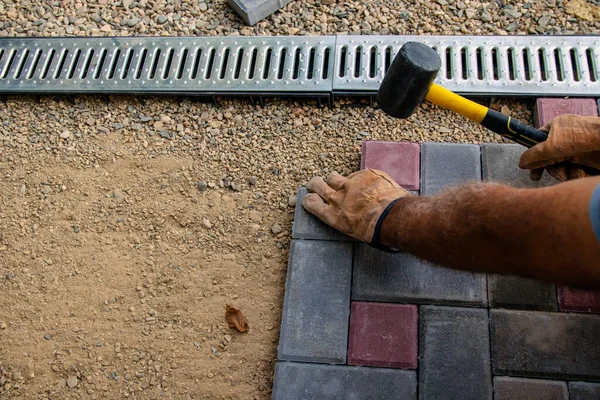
[
  {"left": 420, "top": 143, "right": 481, "bottom": 196},
  {"left": 352, "top": 243, "right": 487, "bottom": 306},
  {"left": 534, "top": 98, "right": 598, "bottom": 127},
  {"left": 278, "top": 240, "right": 353, "bottom": 364},
  {"left": 487, "top": 274, "right": 557, "bottom": 311},
  {"left": 348, "top": 302, "right": 418, "bottom": 369},
  {"left": 493, "top": 377, "right": 567, "bottom": 400},
  {"left": 481, "top": 143, "right": 557, "bottom": 188},
  {"left": 490, "top": 309, "right": 600, "bottom": 380},
  {"left": 557, "top": 286, "right": 600, "bottom": 313},
  {"left": 227, "top": 0, "right": 292, "bottom": 25},
  {"left": 569, "top": 381, "right": 600, "bottom": 400},
  {"left": 292, "top": 186, "right": 352, "bottom": 241},
  {"left": 361, "top": 141, "right": 421, "bottom": 190},
  {"left": 419, "top": 306, "right": 492, "bottom": 400},
  {"left": 272, "top": 362, "right": 417, "bottom": 400}
]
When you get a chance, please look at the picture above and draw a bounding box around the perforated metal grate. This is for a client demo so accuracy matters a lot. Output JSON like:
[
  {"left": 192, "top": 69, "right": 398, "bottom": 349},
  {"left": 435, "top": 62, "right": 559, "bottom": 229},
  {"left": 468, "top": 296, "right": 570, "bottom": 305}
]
[{"left": 0, "top": 35, "right": 597, "bottom": 97}]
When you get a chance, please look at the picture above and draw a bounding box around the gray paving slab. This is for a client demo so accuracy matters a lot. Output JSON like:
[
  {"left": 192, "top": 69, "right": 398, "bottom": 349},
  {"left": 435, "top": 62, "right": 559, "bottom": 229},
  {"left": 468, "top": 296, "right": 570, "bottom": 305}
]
[
  {"left": 292, "top": 187, "right": 352, "bottom": 241},
  {"left": 420, "top": 143, "right": 481, "bottom": 196},
  {"left": 227, "top": 0, "right": 292, "bottom": 25},
  {"left": 491, "top": 310, "right": 600, "bottom": 381},
  {"left": 352, "top": 243, "right": 487, "bottom": 306},
  {"left": 569, "top": 381, "right": 600, "bottom": 400},
  {"left": 272, "top": 361, "right": 417, "bottom": 400},
  {"left": 481, "top": 143, "right": 557, "bottom": 188},
  {"left": 493, "top": 377, "right": 567, "bottom": 400},
  {"left": 487, "top": 274, "right": 557, "bottom": 311},
  {"left": 278, "top": 240, "right": 353, "bottom": 364},
  {"left": 419, "top": 306, "right": 492, "bottom": 400}
]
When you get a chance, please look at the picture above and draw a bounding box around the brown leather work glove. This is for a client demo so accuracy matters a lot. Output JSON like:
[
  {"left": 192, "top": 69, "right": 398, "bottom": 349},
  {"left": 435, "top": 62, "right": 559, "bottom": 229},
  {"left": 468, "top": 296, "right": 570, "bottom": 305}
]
[
  {"left": 302, "top": 169, "right": 409, "bottom": 248},
  {"left": 519, "top": 114, "right": 600, "bottom": 181}
]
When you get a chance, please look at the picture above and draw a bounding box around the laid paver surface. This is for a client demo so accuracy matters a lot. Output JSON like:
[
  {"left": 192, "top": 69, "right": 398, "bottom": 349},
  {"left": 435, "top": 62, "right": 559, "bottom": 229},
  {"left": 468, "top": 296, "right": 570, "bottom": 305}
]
[{"left": 275, "top": 96, "right": 600, "bottom": 400}]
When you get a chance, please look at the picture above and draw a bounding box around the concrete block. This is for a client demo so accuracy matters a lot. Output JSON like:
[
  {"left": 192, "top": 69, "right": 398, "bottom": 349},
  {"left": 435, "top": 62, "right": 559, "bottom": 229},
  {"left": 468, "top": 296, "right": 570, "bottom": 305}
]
[
  {"left": 272, "top": 362, "right": 417, "bottom": 400},
  {"left": 420, "top": 143, "right": 481, "bottom": 196},
  {"left": 534, "top": 98, "right": 598, "bottom": 127},
  {"left": 569, "top": 381, "right": 600, "bottom": 400},
  {"left": 488, "top": 274, "right": 557, "bottom": 311},
  {"left": 491, "top": 309, "right": 600, "bottom": 381},
  {"left": 352, "top": 243, "right": 487, "bottom": 306},
  {"left": 361, "top": 141, "right": 421, "bottom": 190},
  {"left": 481, "top": 143, "right": 557, "bottom": 188},
  {"left": 558, "top": 286, "right": 600, "bottom": 313},
  {"left": 278, "top": 240, "right": 353, "bottom": 364},
  {"left": 348, "top": 302, "right": 418, "bottom": 369},
  {"left": 292, "top": 187, "right": 352, "bottom": 241},
  {"left": 493, "top": 377, "right": 567, "bottom": 400},
  {"left": 419, "top": 306, "right": 492, "bottom": 400},
  {"left": 227, "top": 0, "right": 292, "bottom": 26}
]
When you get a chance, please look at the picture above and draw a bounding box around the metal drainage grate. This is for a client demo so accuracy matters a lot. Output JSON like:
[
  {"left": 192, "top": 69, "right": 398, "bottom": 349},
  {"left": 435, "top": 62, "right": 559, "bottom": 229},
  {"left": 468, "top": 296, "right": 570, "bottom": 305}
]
[
  {"left": 333, "top": 35, "right": 600, "bottom": 96},
  {"left": 0, "top": 35, "right": 597, "bottom": 97},
  {"left": 0, "top": 36, "right": 335, "bottom": 94}
]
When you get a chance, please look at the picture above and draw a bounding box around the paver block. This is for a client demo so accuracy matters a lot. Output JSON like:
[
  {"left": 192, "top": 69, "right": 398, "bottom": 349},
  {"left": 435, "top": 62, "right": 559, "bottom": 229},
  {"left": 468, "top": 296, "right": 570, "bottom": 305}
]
[
  {"left": 493, "top": 377, "right": 567, "bottom": 400},
  {"left": 558, "top": 286, "right": 600, "bottom": 313},
  {"left": 292, "top": 187, "right": 352, "bottom": 241},
  {"left": 227, "top": 0, "right": 292, "bottom": 25},
  {"left": 352, "top": 243, "right": 487, "bottom": 306},
  {"left": 534, "top": 98, "right": 598, "bottom": 127},
  {"left": 420, "top": 143, "right": 481, "bottom": 196},
  {"left": 487, "top": 274, "right": 557, "bottom": 311},
  {"left": 278, "top": 240, "right": 353, "bottom": 363},
  {"left": 490, "top": 309, "right": 600, "bottom": 381},
  {"left": 419, "top": 306, "right": 492, "bottom": 400},
  {"left": 482, "top": 143, "right": 557, "bottom": 188},
  {"left": 348, "top": 302, "right": 418, "bottom": 369},
  {"left": 361, "top": 141, "right": 421, "bottom": 190},
  {"left": 569, "top": 381, "right": 600, "bottom": 400},
  {"left": 272, "top": 362, "right": 417, "bottom": 400}
]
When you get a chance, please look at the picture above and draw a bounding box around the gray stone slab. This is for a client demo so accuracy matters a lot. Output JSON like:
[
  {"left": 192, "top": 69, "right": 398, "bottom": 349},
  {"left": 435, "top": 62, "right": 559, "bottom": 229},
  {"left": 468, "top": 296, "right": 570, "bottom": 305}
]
[
  {"left": 419, "top": 306, "right": 492, "bottom": 400},
  {"left": 272, "top": 361, "right": 417, "bottom": 400},
  {"left": 227, "top": 0, "right": 292, "bottom": 25},
  {"left": 278, "top": 240, "right": 353, "bottom": 364},
  {"left": 488, "top": 274, "right": 557, "bottom": 311},
  {"left": 292, "top": 187, "right": 352, "bottom": 241},
  {"left": 352, "top": 243, "right": 487, "bottom": 306},
  {"left": 482, "top": 143, "right": 557, "bottom": 188},
  {"left": 491, "top": 310, "right": 600, "bottom": 381},
  {"left": 420, "top": 143, "right": 481, "bottom": 196},
  {"left": 493, "top": 377, "right": 567, "bottom": 400},
  {"left": 569, "top": 381, "right": 600, "bottom": 400}
]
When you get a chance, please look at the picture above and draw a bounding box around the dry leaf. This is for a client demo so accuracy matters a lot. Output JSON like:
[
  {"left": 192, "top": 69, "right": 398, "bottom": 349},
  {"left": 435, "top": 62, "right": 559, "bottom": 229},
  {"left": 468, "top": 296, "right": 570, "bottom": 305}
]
[
  {"left": 225, "top": 304, "right": 249, "bottom": 333},
  {"left": 565, "top": 0, "right": 600, "bottom": 22}
]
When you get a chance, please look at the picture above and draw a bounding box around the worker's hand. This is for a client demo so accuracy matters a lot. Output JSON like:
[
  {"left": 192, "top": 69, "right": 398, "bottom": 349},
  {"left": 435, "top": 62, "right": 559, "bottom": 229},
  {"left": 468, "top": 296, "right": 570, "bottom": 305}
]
[
  {"left": 302, "top": 169, "right": 409, "bottom": 243},
  {"left": 519, "top": 115, "right": 600, "bottom": 181}
]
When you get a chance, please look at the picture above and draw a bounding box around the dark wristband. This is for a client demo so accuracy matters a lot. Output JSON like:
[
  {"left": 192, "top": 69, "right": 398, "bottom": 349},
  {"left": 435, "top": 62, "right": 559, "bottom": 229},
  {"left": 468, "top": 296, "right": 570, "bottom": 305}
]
[{"left": 369, "top": 197, "right": 404, "bottom": 253}]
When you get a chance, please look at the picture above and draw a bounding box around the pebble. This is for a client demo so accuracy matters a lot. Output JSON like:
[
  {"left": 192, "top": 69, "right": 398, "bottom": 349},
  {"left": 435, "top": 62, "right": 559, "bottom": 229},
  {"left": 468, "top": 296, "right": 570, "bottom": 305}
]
[
  {"left": 197, "top": 180, "right": 208, "bottom": 191},
  {"left": 288, "top": 195, "right": 297, "bottom": 207},
  {"left": 66, "top": 375, "right": 78, "bottom": 388},
  {"left": 60, "top": 130, "right": 71, "bottom": 139},
  {"left": 127, "top": 18, "right": 139, "bottom": 27},
  {"left": 0, "top": 322, "right": 6, "bottom": 329},
  {"left": 199, "top": 3, "right": 208, "bottom": 11},
  {"left": 44, "top": 333, "right": 53, "bottom": 340},
  {"left": 271, "top": 224, "right": 283, "bottom": 235},
  {"left": 157, "top": 15, "right": 168, "bottom": 24},
  {"left": 249, "top": 176, "right": 257, "bottom": 185},
  {"left": 249, "top": 210, "right": 263, "bottom": 222},
  {"left": 112, "top": 189, "right": 124, "bottom": 200},
  {"left": 202, "top": 218, "right": 212, "bottom": 229}
]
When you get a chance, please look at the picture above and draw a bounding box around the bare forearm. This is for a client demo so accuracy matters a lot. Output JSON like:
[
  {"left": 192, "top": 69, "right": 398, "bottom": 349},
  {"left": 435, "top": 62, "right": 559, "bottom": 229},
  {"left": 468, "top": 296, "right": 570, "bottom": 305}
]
[{"left": 381, "top": 178, "right": 600, "bottom": 287}]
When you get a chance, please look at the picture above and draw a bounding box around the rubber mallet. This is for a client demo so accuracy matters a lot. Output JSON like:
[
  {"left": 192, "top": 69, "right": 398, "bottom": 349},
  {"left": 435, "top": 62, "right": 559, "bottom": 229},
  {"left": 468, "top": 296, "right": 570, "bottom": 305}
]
[{"left": 377, "top": 42, "right": 547, "bottom": 147}]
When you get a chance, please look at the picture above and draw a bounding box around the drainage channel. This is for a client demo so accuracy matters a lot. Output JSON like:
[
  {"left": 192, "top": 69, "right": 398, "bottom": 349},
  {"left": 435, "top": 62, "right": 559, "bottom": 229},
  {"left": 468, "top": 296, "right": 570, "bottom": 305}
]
[{"left": 0, "top": 35, "right": 597, "bottom": 97}]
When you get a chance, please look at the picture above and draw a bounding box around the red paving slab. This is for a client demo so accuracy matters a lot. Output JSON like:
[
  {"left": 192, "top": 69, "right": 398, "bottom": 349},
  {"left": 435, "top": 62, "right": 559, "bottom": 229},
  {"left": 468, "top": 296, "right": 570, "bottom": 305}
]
[
  {"left": 361, "top": 141, "right": 420, "bottom": 190},
  {"left": 534, "top": 98, "right": 598, "bottom": 127},
  {"left": 348, "top": 302, "right": 418, "bottom": 369},
  {"left": 558, "top": 286, "right": 600, "bottom": 313}
]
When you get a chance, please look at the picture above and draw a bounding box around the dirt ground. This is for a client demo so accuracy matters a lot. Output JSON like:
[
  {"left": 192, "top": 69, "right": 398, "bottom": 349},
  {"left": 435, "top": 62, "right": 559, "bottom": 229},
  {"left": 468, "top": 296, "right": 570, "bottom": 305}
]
[{"left": 0, "top": 94, "right": 532, "bottom": 399}]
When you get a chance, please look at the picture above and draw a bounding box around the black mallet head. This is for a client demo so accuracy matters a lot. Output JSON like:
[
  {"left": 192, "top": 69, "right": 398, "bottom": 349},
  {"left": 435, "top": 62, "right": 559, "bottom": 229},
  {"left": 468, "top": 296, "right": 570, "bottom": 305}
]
[{"left": 377, "top": 42, "right": 442, "bottom": 119}]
